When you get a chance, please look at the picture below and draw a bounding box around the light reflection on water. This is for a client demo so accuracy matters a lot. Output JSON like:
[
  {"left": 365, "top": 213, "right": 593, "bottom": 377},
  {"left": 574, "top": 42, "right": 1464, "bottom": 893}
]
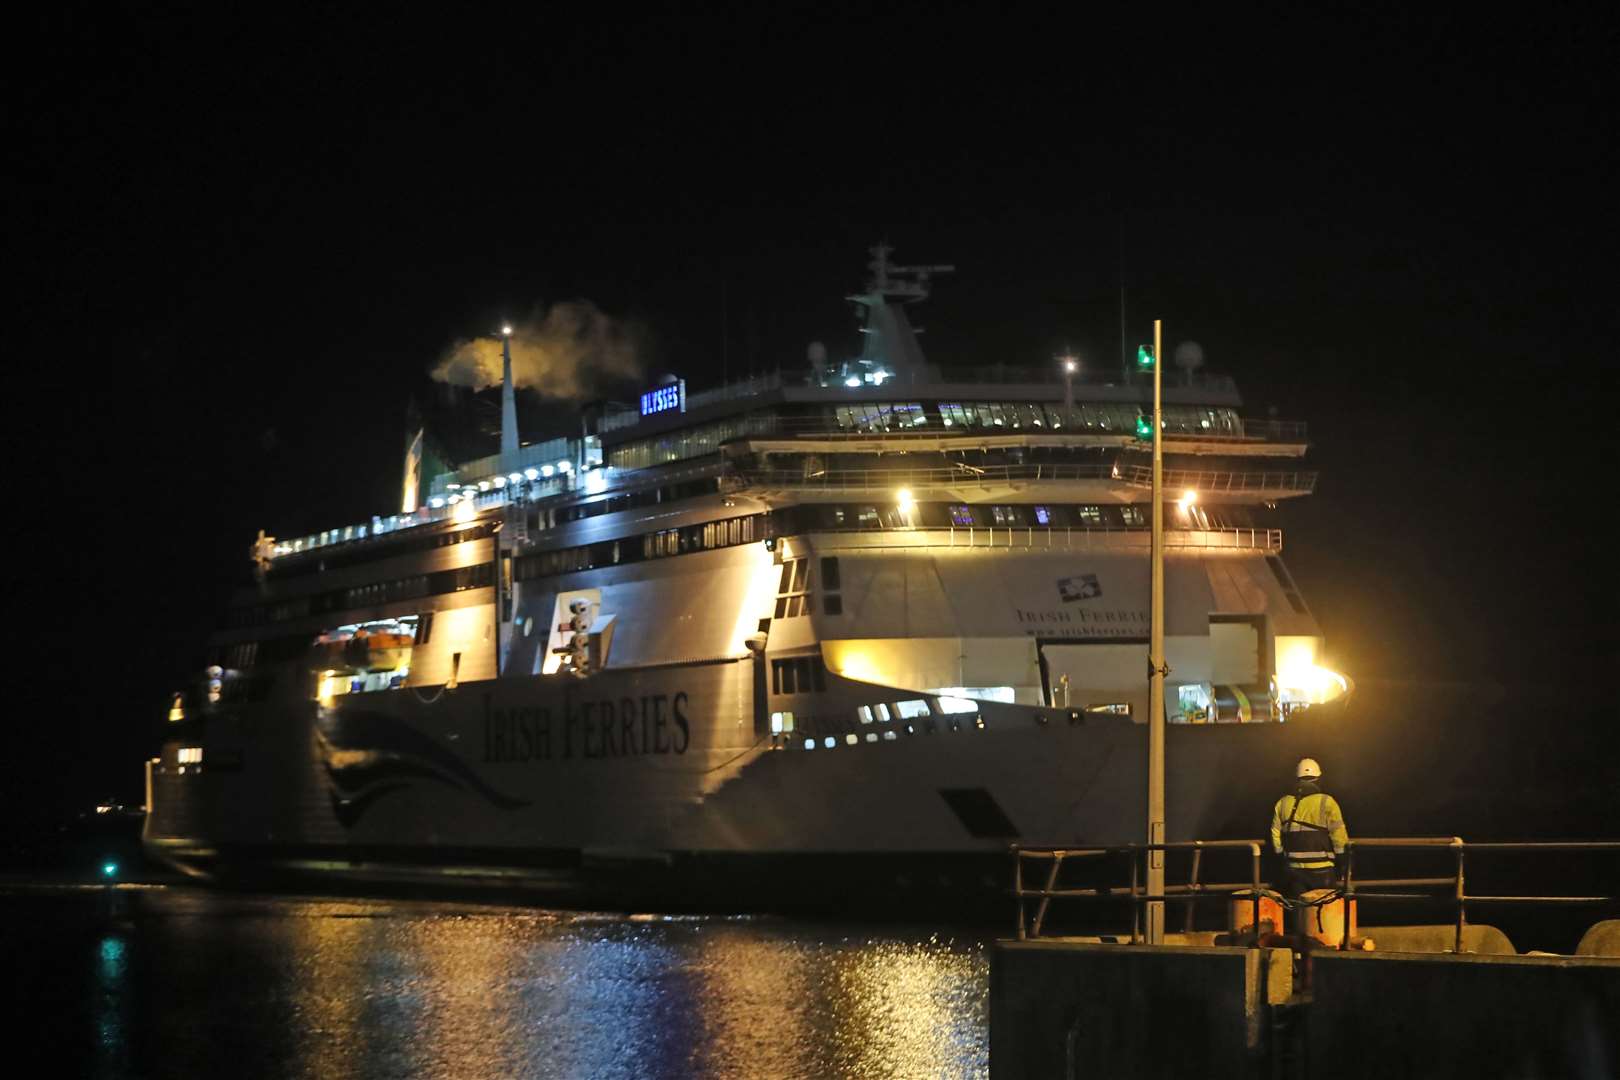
[{"left": 5, "top": 889, "right": 988, "bottom": 1079}]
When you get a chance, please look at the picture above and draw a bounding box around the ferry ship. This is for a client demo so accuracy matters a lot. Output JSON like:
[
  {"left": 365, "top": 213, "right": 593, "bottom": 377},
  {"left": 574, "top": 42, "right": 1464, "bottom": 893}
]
[{"left": 144, "top": 247, "right": 1353, "bottom": 911}]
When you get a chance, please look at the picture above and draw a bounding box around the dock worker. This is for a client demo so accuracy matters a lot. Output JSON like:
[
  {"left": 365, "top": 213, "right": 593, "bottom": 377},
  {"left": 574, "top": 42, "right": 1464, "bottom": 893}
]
[{"left": 1270, "top": 758, "right": 1350, "bottom": 921}]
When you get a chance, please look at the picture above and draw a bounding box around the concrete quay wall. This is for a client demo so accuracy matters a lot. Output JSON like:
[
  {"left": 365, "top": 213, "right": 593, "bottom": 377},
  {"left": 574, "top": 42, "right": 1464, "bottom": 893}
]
[
  {"left": 989, "top": 941, "right": 1290, "bottom": 1079},
  {"left": 1308, "top": 950, "right": 1620, "bottom": 1079},
  {"left": 992, "top": 939, "right": 1619, "bottom": 1079}
]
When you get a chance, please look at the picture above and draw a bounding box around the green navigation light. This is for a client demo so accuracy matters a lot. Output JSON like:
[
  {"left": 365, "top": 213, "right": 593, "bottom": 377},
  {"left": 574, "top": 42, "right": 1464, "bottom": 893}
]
[
  {"left": 1135, "top": 413, "right": 1155, "bottom": 441},
  {"left": 102, "top": 862, "right": 118, "bottom": 878},
  {"left": 1136, "top": 344, "right": 1156, "bottom": 370}
]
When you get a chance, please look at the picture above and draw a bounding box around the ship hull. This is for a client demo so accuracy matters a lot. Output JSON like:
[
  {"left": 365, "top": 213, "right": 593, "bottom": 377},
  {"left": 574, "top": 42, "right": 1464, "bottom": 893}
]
[{"left": 144, "top": 659, "right": 1345, "bottom": 914}]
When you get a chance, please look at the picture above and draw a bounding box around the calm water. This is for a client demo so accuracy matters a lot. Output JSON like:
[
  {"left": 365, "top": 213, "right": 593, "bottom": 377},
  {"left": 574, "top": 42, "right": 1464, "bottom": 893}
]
[{"left": 3, "top": 886, "right": 989, "bottom": 1079}]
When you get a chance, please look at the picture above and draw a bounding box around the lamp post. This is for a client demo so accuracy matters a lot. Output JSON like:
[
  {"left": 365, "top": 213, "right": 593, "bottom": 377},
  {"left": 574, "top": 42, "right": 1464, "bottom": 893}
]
[
  {"left": 1147, "top": 318, "right": 1166, "bottom": 945},
  {"left": 499, "top": 324, "right": 517, "bottom": 456}
]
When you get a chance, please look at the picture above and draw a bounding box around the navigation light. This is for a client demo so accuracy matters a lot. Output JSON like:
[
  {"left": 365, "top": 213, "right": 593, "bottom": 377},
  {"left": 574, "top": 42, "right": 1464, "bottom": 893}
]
[
  {"left": 1136, "top": 344, "right": 1156, "bottom": 370},
  {"left": 102, "top": 862, "right": 118, "bottom": 878}
]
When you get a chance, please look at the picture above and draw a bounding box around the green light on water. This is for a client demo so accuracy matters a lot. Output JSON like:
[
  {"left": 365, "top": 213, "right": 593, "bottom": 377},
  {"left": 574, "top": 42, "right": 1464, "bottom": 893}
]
[{"left": 102, "top": 862, "right": 118, "bottom": 878}]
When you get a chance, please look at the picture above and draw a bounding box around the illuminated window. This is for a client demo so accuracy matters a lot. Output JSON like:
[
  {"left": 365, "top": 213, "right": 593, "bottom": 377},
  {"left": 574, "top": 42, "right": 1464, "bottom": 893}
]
[
  {"left": 1034, "top": 506, "right": 1051, "bottom": 525},
  {"left": 770, "top": 711, "right": 795, "bottom": 734},
  {"left": 858, "top": 705, "right": 874, "bottom": 724},
  {"left": 864, "top": 732, "right": 878, "bottom": 743},
  {"left": 894, "top": 699, "right": 930, "bottom": 719},
  {"left": 949, "top": 505, "right": 975, "bottom": 526},
  {"left": 823, "top": 737, "right": 836, "bottom": 749},
  {"left": 1085, "top": 703, "right": 1133, "bottom": 717},
  {"left": 872, "top": 703, "right": 891, "bottom": 722},
  {"left": 177, "top": 747, "right": 204, "bottom": 765},
  {"left": 804, "top": 738, "right": 816, "bottom": 750},
  {"left": 1078, "top": 505, "right": 1105, "bottom": 526},
  {"left": 883, "top": 730, "right": 897, "bottom": 741},
  {"left": 845, "top": 734, "right": 859, "bottom": 746}
]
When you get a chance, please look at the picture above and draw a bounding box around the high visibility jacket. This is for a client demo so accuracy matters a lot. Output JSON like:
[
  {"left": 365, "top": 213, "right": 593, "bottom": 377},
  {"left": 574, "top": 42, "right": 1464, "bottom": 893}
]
[{"left": 1270, "top": 788, "right": 1349, "bottom": 870}]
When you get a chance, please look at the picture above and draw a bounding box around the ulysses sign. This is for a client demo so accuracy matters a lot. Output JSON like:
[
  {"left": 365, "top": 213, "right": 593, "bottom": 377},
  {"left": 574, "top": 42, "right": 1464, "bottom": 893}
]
[
  {"left": 639, "top": 379, "right": 686, "bottom": 417},
  {"left": 482, "top": 690, "right": 690, "bottom": 763}
]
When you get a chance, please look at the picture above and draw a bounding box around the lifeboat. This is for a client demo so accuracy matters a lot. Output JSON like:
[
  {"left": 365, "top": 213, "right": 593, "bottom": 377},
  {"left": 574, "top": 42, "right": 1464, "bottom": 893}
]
[{"left": 310, "top": 625, "right": 415, "bottom": 674}]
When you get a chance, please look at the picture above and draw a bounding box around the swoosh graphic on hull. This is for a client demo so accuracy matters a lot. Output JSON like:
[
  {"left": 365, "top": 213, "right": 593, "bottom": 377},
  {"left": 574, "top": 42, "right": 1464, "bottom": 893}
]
[{"left": 315, "top": 706, "right": 531, "bottom": 827}]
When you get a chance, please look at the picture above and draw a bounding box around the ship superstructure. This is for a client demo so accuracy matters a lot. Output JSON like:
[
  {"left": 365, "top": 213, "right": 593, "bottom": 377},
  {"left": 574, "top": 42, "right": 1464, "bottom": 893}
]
[{"left": 146, "top": 247, "right": 1351, "bottom": 910}]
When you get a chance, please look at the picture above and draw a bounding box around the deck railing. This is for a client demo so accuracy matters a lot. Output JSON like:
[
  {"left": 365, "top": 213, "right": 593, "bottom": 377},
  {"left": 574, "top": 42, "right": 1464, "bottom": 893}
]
[
  {"left": 724, "top": 462, "right": 1318, "bottom": 496},
  {"left": 819, "top": 525, "right": 1283, "bottom": 554}
]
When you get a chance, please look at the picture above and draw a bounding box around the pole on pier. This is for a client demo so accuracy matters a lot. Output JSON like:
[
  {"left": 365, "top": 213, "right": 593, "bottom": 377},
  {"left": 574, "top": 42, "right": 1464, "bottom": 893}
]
[{"left": 1146, "top": 317, "right": 1166, "bottom": 944}]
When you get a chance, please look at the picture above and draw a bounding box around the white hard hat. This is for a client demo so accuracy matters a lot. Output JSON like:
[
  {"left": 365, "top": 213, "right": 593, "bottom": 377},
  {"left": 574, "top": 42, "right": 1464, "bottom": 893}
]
[{"left": 1296, "top": 757, "right": 1322, "bottom": 780}]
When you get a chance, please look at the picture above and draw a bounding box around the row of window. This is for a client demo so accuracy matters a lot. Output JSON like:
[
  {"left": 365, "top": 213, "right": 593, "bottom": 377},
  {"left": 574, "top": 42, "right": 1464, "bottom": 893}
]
[
  {"left": 511, "top": 513, "right": 767, "bottom": 583},
  {"left": 227, "top": 565, "right": 492, "bottom": 629},
  {"left": 545, "top": 478, "right": 720, "bottom": 526},
  {"left": 607, "top": 414, "right": 776, "bottom": 471},
  {"left": 771, "top": 501, "right": 1250, "bottom": 532},
  {"left": 269, "top": 522, "right": 495, "bottom": 580},
  {"left": 604, "top": 403, "right": 1245, "bottom": 471},
  {"left": 796, "top": 711, "right": 988, "bottom": 749},
  {"left": 772, "top": 654, "right": 829, "bottom": 695}
]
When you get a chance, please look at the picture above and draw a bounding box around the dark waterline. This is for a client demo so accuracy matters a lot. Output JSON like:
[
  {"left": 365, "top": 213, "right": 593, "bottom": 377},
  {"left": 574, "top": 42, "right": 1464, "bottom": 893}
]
[{"left": 3, "top": 887, "right": 989, "bottom": 1079}]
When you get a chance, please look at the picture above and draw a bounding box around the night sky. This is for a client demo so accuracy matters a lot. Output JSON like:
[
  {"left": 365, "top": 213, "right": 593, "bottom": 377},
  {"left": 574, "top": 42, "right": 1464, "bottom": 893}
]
[{"left": 12, "top": 9, "right": 1617, "bottom": 825}]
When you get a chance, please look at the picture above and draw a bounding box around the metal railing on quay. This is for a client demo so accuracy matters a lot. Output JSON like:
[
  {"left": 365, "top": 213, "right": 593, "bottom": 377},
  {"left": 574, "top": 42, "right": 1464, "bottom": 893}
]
[
  {"left": 1012, "top": 841, "right": 1266, "bottom": 943},
  {"left": 1341, "top": 838, "right": 1620, "bottom": 953}
]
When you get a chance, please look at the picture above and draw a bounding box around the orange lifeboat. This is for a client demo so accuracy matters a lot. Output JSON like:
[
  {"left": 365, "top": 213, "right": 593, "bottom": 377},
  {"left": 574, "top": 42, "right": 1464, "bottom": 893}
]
[{"left": 310, "top": 625, "right": 415, "bottom": 674}]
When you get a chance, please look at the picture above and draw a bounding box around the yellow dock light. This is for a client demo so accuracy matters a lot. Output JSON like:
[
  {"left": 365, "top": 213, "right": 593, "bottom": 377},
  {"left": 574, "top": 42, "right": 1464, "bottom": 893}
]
[
  {"left": 1178, "top": 489, "right": 1198, "bottom": 510},
  {"left": 896, "top": 488, "right": 915, "bottom": 518},
  {"left": 501, "top": 325, "right": 513, "bottom": 336}
]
